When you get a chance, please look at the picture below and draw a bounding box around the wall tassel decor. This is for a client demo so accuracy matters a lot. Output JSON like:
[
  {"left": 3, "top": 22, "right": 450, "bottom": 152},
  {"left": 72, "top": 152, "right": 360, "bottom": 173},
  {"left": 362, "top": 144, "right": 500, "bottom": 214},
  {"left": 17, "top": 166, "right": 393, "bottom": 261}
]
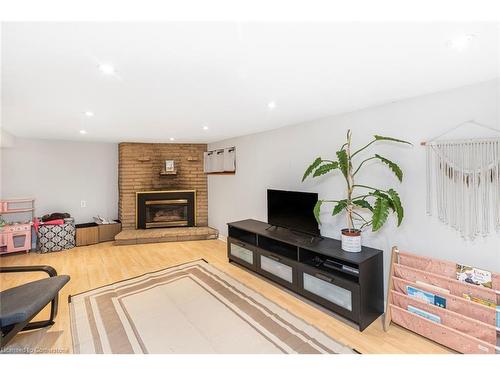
[{"left": 423, "top": 122, "right": 500, "bottom": 240}]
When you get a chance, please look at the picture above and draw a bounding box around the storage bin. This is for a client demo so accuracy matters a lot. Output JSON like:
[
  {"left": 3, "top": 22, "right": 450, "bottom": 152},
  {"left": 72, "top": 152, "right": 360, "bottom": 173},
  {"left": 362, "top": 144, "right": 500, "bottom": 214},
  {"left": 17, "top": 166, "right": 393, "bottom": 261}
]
[
  {"left": 75, "top": 222, "right": 99, "bottom": 247},
  {"left": 98, "top": 221, "right": 121, "bottom": 242},
  {"left": 38, "top": 222, "right": 76, "bottom": 253}
]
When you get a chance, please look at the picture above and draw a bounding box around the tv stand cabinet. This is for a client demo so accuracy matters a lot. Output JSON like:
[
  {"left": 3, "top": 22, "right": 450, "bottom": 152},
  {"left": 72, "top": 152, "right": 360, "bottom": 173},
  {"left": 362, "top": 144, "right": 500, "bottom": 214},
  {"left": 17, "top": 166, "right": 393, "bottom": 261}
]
[{"left": 227, "top": 219, "right": 384, "bottom": 331}]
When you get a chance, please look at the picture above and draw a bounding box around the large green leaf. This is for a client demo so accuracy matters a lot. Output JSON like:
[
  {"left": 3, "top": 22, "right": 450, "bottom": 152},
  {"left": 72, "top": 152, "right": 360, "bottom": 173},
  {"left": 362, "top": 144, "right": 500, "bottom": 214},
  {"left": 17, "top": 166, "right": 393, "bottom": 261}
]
[
  {"left": 313, "top": 162, "right": 339, "bottom": 177},
  {"left": 373, "top": 135, "right": 412, "bottom": 145},
  {"left": 374, "top": 154, "right": 403, "bottom": 182},
  {"left": 313, "top": 200, "right": 323, "bottom": 224},
  {"left": 353, "top": 199, "right": 373, "bottom": 212},
  {"left": 336, "top": 150, "right": 349, "bottom": 178},
  {"left": 332, "top": 200, "right": 348, "bottom": 216},
  {"left": 302, "top": 157, "right": 323, "bottom": 182},
  {"left": 372, "top": 196, "right": 390, "bottom": 231},
  {"left": 370, "top": 190, "right": 395, "bottom": 212},
  {"left": 387, "top": 189, "right": 404, "bottom": 226}
]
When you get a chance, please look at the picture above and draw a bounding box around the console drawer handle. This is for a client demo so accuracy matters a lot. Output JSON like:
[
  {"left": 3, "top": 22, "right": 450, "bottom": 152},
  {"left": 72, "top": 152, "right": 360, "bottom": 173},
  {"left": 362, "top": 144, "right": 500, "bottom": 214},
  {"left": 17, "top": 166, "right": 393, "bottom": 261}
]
[
  {"left": 314, "top": 273, "right": 333, "bottom": 283},
  {"left": 266, "top": 254, "right": 281, "bottom": 262},
  {"left": 235, "top": 241, "right": 246, "bottom": 248}
]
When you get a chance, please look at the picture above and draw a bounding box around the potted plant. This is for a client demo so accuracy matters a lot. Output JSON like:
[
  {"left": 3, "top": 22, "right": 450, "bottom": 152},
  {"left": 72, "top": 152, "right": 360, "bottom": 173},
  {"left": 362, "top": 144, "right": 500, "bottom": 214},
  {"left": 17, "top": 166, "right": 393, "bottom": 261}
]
[{"left": 302, "top": 130, "right": 411, "bottom": 252}]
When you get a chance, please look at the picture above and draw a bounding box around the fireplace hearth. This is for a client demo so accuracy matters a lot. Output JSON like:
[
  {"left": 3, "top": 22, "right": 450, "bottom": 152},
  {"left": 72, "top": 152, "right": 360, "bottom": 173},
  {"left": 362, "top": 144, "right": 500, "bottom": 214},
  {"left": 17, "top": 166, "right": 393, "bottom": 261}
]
[{"left": 136, "top": 190, "right": 196, "bottom": 229}]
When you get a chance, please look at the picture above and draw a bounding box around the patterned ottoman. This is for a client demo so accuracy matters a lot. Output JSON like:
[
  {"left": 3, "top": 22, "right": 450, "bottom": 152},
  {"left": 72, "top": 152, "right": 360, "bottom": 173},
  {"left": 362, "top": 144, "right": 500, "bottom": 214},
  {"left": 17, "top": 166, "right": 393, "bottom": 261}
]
[{"left": 38, "top": 222, "right": 76, "bottom": 253}]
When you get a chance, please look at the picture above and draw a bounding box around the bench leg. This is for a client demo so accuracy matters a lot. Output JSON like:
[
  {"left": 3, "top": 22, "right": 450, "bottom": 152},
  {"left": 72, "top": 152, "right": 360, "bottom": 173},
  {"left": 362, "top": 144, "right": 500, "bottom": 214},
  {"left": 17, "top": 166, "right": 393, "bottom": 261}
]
[{"left": 0, "top": 296, "right": 58, "bottom": 349}]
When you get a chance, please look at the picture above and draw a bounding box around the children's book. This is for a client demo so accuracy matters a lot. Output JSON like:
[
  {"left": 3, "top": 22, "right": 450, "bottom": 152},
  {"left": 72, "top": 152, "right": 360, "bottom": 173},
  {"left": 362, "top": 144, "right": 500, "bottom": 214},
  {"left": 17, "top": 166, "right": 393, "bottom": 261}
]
[
  {"left": 462, "top": 293, "right": 496, "bottom": 308},
  {"left": 496, "top": 306, "right": 500, "bottom": 330},
  {"left": 407, "top": 305, "right": 441, "bottom": 324},
  {"left": 407, "top": 285, "right": 447, "bottom": 308},
  {"left": 456, "top": 264, "right": 492, "bottom": 289},
  {"left": 416, "top": 280, "right": 450, "bottom": 294}
]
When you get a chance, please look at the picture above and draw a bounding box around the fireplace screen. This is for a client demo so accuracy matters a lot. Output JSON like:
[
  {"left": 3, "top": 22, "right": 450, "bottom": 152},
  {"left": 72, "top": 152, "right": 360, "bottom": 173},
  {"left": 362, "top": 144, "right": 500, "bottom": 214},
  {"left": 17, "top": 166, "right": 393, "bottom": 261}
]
[
  {"left": 136, "top": 190, "right": 196, "bottom": 229},
  {"left": 145, "top": 199, "right": 188, "bottom": 228}
]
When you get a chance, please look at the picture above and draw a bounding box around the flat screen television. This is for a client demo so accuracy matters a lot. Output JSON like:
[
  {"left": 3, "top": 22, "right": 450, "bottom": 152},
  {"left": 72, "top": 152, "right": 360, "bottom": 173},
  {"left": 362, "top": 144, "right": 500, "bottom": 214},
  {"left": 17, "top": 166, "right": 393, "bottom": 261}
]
[{"left": 267, "top": 189, "right": 320, "bottom": 236}]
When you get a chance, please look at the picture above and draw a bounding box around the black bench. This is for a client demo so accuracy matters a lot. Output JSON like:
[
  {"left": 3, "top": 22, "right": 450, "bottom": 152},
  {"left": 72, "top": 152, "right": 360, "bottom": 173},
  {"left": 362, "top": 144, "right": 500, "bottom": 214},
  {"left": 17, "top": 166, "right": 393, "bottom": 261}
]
[{"left": 0, "top": 265, "right": 70, "bottom": 349}]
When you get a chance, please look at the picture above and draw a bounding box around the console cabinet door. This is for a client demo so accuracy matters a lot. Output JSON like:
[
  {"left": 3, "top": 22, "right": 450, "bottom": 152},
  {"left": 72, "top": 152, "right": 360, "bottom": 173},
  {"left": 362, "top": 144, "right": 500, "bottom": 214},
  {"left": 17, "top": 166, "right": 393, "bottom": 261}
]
[
  {"left": 298, "top": 265, "right": 359, "bottom": 322},
  {"left": 257, "top": 248, "right": 298, "bottom": 291},
  {"left": 227, "top": 238, "right": 257, "bottom": 270}
]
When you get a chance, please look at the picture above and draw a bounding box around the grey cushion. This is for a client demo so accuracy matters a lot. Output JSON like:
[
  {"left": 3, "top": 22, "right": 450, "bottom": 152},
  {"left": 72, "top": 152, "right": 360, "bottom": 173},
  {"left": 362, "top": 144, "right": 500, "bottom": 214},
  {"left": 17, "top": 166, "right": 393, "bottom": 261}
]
[{"left": 0, "top": 275, "right": 70, "bottom": 328}]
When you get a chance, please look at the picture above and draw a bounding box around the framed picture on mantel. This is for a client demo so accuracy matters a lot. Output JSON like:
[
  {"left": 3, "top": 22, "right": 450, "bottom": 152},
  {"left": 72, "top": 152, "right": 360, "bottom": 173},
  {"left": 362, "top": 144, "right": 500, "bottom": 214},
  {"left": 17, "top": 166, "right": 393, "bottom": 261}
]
[{"left": 165, "top": 160, "right": 175, "bottom": 172}]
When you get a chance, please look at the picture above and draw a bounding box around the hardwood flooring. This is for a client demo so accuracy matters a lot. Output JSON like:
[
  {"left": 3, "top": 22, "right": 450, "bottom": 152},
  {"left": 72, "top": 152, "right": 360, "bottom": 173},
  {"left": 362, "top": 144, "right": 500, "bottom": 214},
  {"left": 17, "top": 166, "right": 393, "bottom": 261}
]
[{"left": 0, "top": 239, "right": 451, "bottom": 354}]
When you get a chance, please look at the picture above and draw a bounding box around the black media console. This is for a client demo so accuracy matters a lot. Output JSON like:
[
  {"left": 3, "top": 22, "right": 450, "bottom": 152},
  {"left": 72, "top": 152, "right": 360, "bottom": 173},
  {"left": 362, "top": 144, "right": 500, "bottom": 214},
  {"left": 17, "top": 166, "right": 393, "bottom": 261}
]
[{"left": 227, "top": 219, "right": 384, "bottom": 331}]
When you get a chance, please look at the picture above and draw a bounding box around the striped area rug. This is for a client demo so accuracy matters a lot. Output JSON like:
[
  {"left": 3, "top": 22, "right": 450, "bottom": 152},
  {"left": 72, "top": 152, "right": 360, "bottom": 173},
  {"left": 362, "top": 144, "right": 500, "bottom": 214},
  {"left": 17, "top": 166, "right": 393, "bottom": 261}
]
[{"left": 69, "top": 259, "right": 355, "bottom": 354}]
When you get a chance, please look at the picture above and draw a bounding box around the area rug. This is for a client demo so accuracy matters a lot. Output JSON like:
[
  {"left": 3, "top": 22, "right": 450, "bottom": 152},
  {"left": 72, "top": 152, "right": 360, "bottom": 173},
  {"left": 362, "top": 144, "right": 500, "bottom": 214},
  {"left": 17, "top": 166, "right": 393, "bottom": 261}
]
[{"left": 69, "top": 259, "right": 355, "bottom": 354}]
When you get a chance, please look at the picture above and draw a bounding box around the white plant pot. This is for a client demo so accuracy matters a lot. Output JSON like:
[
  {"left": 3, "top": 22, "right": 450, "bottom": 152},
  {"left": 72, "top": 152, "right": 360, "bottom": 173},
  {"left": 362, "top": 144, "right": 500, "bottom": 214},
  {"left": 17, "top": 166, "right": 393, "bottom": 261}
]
[{"left": 341, "top": 229, "right": 362, "bottom": 253}]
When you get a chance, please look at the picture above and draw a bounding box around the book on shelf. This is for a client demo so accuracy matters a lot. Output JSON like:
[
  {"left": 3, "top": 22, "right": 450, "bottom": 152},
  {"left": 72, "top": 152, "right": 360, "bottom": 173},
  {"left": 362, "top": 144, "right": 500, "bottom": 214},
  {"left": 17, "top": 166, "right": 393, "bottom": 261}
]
[
  {"left": 407, "top": 305, "right": 441, "bottom": 324},
  {"left": 456, "top": 264, "right": 492, "bottom": 289},
  {"left": 462, "top": 293, "right": 496, "bottom": 308},
  {"left": 496, "top": 306, "right": 500, "bottom": 330},
  {"left": 407, "top": 285, "right": 447, "bottom": 308},
  {"left": 416, "top": 280, "right": 450, "bottom": 294}
]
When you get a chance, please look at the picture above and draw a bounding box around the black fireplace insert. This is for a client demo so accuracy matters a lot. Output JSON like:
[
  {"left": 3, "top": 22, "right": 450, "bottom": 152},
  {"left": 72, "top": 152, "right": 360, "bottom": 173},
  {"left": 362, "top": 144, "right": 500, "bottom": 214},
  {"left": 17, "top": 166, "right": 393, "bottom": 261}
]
[{"left": 136, "top": 190, "right": 196, "bottom": 229}]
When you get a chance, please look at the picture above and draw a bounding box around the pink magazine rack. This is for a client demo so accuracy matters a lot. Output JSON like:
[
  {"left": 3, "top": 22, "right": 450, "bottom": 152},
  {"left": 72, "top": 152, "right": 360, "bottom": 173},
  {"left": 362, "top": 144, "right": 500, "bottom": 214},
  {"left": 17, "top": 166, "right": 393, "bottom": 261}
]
[{"left": 383, "top": 247, "right": 499, "bottom": 354}]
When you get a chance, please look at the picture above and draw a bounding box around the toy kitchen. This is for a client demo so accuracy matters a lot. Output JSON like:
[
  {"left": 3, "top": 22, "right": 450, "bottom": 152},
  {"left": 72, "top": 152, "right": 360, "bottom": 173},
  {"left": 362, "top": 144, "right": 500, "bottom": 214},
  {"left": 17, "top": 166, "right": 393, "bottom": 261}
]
[{"left": 0, "top": 198, "right": 35, "bottom": 254}]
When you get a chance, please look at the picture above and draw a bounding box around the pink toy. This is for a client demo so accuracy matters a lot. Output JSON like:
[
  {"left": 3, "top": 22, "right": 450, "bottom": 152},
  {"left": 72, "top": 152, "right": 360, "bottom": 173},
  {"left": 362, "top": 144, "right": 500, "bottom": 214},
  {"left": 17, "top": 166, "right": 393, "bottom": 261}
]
[
  {"left": 0, "top": 198, "right": 35, "bottom": 255},
  {"left": 1, "top": 224, "right": 31, "bottom": 253}
]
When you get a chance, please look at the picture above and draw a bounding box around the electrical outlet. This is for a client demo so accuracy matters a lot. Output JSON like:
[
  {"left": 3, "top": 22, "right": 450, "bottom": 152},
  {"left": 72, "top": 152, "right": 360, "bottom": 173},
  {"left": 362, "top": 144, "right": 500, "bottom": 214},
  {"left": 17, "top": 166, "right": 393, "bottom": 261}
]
[{"left": 80, "top": 200, "right": 87, "bottom": 208}]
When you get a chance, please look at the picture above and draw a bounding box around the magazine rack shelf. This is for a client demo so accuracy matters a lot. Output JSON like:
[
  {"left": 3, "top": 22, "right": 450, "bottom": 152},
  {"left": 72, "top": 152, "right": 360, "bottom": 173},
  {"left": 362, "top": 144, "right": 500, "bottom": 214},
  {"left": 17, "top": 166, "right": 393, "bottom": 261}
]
[{"left": 383, "top": 247, "right": 499, "bottom": 354}]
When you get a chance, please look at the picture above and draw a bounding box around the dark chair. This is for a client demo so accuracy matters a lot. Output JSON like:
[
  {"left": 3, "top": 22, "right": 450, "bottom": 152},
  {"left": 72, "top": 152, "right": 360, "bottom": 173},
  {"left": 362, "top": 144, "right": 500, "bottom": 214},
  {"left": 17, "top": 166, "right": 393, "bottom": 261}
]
[{"left": 0, "top": 265, "right": 70, "bottom": 349}]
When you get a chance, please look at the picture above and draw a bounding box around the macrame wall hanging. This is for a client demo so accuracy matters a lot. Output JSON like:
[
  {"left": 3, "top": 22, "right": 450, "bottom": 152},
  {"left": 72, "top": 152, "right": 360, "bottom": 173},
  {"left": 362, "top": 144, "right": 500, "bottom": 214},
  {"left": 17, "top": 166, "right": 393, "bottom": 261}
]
[{"left": 422, "top": 121, "right": 500, "bottom": 240}]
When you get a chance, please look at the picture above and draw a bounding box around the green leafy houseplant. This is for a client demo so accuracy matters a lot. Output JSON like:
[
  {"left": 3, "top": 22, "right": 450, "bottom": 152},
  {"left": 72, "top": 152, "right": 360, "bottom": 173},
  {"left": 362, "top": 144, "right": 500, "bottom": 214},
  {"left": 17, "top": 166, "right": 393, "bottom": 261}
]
[{"left": 302, "top": 130, "right": 411, "bottom": 238}]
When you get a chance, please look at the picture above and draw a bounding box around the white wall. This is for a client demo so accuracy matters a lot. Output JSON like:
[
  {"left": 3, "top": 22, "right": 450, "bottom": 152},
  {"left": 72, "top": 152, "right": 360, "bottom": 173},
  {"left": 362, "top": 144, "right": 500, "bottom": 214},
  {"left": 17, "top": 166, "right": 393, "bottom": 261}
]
[
  {"left": 1, "top": 137, "right": 118, "bottom": 223},
  {"left": 208, "top": 79, "right": 500, "bottom": 281}
]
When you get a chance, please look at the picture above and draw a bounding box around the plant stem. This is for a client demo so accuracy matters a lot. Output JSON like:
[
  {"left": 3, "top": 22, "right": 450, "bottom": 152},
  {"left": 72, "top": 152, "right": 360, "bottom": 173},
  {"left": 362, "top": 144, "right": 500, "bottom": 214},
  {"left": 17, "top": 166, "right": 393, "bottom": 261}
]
[
  {"left": 351, "top": 139, "right": 377, "bottom": 158},
  {"left": 352, "top": 184, "right": 387, "bottom": 192},
  {"left": 345, "top": 130, "right": 355, "bottom": 231},
  {"left": 352, "top": 156, "right": 376, "bottom": 176},
  {"left": 360, "top": 220, "right": 373, "bottom": 230},
  {"left": 350, "top": 194, "right": 370, "bottom": 201},
  {"left": 351, "top": 211, "right": 369, "bottom": 225}
]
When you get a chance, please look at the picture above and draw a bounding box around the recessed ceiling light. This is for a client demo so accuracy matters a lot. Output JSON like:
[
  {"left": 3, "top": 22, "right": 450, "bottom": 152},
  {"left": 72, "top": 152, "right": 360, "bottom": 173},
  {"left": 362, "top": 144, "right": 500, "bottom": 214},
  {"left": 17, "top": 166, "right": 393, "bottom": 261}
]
[
  {"left": 98, "top": 63, "right": 116, "bottom": 75},
  {"left": 447, "top": 34, "right": 475, "bottom": 52},
  {"left": 169, "top": 137, "right": 175, "bottom": 141},
  {"left": 84, "top": 111, "right": 94, "bottom": 117},
  {"left": 79, "top": 129, "right": 87, "bottom": 135},
  {"left": 202, "top": 126, "right": 209, "bottom": 131},
  {"left": 267, "top": 101, "right": 276, "bottom": 110}
]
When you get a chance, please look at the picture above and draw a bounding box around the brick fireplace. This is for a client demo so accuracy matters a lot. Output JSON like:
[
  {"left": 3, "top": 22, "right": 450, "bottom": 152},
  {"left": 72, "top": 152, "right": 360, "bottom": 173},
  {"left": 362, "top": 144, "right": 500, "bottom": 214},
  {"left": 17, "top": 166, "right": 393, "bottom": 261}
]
[{"left": 118, "top": 143, "right": 208, "bottom": 230}]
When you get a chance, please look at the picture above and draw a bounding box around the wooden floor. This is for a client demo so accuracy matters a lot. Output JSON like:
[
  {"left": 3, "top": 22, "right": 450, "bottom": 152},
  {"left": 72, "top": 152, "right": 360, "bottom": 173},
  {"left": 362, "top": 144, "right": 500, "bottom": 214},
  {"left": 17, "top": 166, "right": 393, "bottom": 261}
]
[{"left": 0, "top": 239, "right": 451, "bottom": 354}]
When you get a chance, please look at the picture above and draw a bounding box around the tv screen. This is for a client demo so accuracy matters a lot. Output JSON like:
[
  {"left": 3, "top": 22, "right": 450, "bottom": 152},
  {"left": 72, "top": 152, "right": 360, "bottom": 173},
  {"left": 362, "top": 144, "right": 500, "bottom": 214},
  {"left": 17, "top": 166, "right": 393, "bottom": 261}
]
[{"left": 267, "top": 189, "right": 320, "bottom": 236}]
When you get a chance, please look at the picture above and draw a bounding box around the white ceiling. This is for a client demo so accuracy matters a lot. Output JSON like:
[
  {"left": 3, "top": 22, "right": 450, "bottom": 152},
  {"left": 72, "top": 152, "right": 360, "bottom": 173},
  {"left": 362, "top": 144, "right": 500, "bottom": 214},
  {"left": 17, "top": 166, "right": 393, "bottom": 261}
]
[{"left": 1, "top": 22, "right": 499, "bottom": 143}]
